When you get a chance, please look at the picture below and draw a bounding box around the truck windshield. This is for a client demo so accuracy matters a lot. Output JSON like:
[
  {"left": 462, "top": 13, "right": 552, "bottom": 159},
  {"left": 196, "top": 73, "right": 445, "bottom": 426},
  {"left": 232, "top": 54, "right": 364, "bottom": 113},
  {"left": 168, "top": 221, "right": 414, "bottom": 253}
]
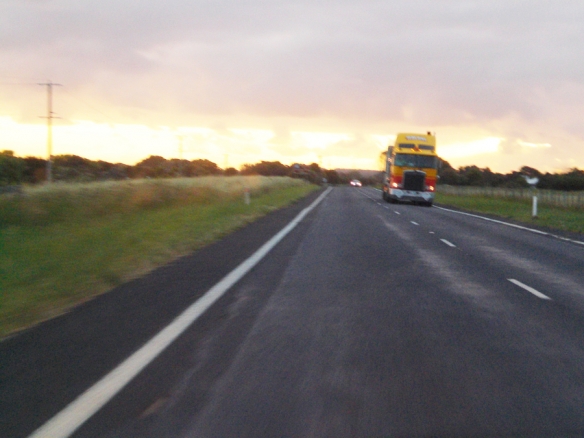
[{"left": 394, "top": 153, "right": 437, "bottom": 169}]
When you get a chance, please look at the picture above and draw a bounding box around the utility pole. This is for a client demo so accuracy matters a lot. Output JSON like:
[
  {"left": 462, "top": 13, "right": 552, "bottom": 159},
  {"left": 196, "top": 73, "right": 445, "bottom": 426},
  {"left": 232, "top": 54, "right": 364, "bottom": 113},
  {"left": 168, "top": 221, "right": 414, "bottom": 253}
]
[
  {"left": 177, "top": 134, "right": 184, "bottom": 176},
  {"left": 39, "top": 81, "right": 61, "bottom": 183},
  {"left": 177, "top": 135, "right": 184, "bottom": 160}
]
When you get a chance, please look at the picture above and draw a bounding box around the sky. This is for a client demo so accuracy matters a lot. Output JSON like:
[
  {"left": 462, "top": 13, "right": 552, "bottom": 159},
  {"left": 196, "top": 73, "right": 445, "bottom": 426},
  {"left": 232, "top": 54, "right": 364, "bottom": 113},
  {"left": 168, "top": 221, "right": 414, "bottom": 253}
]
[{"left": 1, "top": 0, "right": 583, "bottom": 172}]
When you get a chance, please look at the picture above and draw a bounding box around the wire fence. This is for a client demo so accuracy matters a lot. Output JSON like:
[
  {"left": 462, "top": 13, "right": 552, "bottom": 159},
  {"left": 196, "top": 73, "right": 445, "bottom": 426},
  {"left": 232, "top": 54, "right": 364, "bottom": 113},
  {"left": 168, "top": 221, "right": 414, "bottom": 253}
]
[{"left": 437, "top": 185, "right": 584, "bottom": 209}]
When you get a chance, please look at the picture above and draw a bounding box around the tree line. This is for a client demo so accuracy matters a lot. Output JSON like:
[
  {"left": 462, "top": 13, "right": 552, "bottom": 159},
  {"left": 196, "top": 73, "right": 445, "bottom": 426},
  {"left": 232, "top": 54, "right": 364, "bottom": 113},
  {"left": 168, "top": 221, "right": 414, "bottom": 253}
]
[
  {"left": 0, "top": 151, "right": 225, "bottom": 185},
  {"left": 0, "top": 151, "right": 364, "bottom": 186},
  {"left": 438, "top": 160, "right": 584, "bottom": 191},
  {"left": 3, "top": 150, "right": 582, "bottom": 191}
]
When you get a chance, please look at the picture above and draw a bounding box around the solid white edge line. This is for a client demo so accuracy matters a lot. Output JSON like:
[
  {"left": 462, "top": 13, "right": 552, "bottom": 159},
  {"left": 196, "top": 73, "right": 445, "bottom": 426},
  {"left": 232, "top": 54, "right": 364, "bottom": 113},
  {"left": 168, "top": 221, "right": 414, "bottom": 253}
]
[
  {"left": 29, "top": 187, "right": 333, "bottom": 438},
  {"left": 508, "top": 279, "right": 552, "bottom": 300},
  {"left": 434, "top": 205, "right": 584, "bottom": 246},
  {"left": 440, "top": 239, "right": 456, "bottom": 247}
]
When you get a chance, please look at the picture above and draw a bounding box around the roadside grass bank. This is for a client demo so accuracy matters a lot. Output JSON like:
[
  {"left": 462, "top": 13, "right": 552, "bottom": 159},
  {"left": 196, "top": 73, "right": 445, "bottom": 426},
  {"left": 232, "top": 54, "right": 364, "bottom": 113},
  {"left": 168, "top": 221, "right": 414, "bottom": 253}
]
[
  {"left": 0, "top": 177, "right": 318, "bottom": 338},
  {"left": 435, "top": 192, "right": 584, "bottom": 235}
]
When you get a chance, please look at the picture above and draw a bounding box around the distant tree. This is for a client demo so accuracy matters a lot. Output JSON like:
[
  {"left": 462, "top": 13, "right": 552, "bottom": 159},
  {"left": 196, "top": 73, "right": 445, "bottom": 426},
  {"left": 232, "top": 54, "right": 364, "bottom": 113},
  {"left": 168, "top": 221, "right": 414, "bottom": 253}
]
[
  {"left": 459, "top": 165, "right": 484, "bottom": 186},
  {"left": 308, "top": 163, "right": 321, "bottom": 174},
  {"left": 482, "top": 168, "right": 508, "bottom": 187},
  {"left": 239, "top": 164, "right": 255, "bottom": 175},
  {"left": 23, "top": 156, "right": 47, "bottom": 183},
  {"left": 362, "top": 171, "right": 384, "bottom": 186},
  {"left": 0, "top": 150, "right": 25, "bottom": 185},
  {"left": 241, "top": 161, "right": 289, "bottom": 176},
  {"left": 540, "top": 168, "right": 584, "bottom": 191},
  {"left": 324, "top": 169, "right": 341, "bottom": 184},
  {"left": 132, "top": 156, "right": 172, "bottom": 178},
  {"left": 519, "top": 166, "right": 542, "bottom": 178},
  {"left": 102, "top": 163, "right": 130, "bottom": 180},
  {"left": 500, "top": 171, "right": 529, "bottom": 188},
  {"left": 438, "top": 168, "right": 458, "bottom": 185},
  {"left": 438, "top": 158, "right": 454, "bottom": 172},
  {"left": 168, "top": 158, "right": 188, "bottom": 177},
  {"left": 191, "top": 159, "right": 221, "bottom": 176},
  {"left": 437, "top": 159, "right": 459, "bottom": 185},
  {"left": 335, "top": 172, "right": 352, "bottom": 185},
  {"left": 131, "top": 156, "right": 220, "bottom": 178},
  {"left": 224, "top": 167, "right": 239, "bottom": 176},
  {"left": 289, "top": 163, "right": 310, "bottom": 179},
  {"left": 53, "top": 154, "right": 99, "bottom": 181},
  {"left": 563, "top": 168, "right": 584, "bottom": 191}
]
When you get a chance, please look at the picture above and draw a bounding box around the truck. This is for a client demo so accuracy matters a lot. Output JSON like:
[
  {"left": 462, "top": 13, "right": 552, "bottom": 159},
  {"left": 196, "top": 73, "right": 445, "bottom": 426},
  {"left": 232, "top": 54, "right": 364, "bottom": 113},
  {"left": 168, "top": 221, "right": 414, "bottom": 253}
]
[{"left": 382, "top": 132, "right": 438, "bottom": 207}]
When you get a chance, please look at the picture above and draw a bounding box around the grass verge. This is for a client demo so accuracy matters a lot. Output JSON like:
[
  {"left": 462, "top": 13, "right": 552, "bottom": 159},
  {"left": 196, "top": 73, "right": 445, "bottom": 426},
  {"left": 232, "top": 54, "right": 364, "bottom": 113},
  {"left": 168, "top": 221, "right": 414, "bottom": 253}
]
[
  {"left": 435, "top": 192, "right": 584, "bottom": 235},
  {"left": 0, "top": 177, "right": 318, "bottom": 339}
]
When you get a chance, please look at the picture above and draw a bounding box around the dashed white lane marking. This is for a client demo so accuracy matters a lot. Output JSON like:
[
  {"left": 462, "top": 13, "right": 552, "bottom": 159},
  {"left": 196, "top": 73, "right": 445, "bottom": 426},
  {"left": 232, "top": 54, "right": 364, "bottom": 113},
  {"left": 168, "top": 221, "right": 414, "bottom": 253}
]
[
  {"left": 394, "top": 211, "right": 401, "bottom": 215},
  {"left": 28, "top": 188, "right": 333, "bottom": 438},
  {"left": 434, "top": 206, "right": 584, "bottom": 247},
  {"left": 508, "top": 279, "right": 552, "bottom": 300},
  {"left": 429, "top": 231, "right": 435, "bottom": 234},
  {"left": 411, "top": 221, "right": 419, "bottom": 226},
  {"left": 440, "top": 239, "right": 456, "bottom": 247}
]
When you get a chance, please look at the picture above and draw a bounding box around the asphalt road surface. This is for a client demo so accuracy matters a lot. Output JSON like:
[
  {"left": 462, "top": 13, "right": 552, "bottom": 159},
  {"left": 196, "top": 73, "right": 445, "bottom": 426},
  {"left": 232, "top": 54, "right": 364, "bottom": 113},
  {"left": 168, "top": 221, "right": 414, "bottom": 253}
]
[{"left": 2, "top": 186, "right": 584, "bottom": 437}]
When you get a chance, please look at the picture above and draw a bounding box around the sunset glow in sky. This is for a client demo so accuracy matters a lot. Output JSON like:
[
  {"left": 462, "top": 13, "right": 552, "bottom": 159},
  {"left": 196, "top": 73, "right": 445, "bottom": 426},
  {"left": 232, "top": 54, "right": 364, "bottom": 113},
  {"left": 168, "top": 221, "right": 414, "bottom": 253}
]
[{"left": 1, "top": 1, "right": 583, "bottom": 172}]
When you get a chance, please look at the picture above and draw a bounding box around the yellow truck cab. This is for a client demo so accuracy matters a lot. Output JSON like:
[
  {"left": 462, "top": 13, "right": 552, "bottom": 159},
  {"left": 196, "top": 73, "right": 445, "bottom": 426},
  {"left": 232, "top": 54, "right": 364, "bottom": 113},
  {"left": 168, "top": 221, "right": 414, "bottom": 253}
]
[{"left": 382, "top": 132, "right": 437, "bottom": 206}]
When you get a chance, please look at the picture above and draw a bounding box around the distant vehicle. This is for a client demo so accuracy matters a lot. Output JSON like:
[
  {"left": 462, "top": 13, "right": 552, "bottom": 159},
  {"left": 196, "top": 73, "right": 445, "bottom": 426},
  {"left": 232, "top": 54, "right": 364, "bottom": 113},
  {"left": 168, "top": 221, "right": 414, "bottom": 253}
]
[
  {"left": 382, "top": 132, "right": 437, "bottom": 206},
  {"left": 350, "top": 179, "right": 362, "bottom": 187}
]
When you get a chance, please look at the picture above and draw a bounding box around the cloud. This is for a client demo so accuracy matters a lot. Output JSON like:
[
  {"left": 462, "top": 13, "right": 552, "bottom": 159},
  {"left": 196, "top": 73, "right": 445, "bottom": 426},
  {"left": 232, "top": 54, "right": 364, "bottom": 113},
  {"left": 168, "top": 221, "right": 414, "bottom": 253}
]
[
  {"left": 440, "top": 137, "right": 501, "bottom": 159},
  {"left": 517, "top": 140, "right": 552, "bottom": 149},
  {"left": 1, "top": 0, "right": 584, "bottom": 171}
]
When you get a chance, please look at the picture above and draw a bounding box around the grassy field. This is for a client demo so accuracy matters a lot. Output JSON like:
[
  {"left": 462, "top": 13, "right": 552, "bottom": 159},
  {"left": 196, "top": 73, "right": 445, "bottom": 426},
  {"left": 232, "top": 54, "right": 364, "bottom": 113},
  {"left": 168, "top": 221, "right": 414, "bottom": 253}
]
[
  {"left": 435, "top": 192, "right": 584, "bottom": 235},
  {"left": 0, "top": 177, "right": 318, "bottom": 338}
]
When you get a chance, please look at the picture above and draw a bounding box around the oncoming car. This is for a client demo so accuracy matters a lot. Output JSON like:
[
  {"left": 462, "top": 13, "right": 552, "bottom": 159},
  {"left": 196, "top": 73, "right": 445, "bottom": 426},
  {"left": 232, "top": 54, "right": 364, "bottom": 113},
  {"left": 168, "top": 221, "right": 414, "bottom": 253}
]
[{"left": 350, "top": 179, "right": 362, "bottom": 187}]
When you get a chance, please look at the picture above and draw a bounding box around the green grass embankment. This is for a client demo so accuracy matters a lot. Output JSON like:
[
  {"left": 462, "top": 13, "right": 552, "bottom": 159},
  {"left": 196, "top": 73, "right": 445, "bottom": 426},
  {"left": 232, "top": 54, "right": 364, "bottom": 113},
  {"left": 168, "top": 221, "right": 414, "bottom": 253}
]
[
  {"left": 435, "top": 192, "right": 584, "bottom": 235},
  {"left": 0, "top": 177, "right": 318, "bottom": 338}
]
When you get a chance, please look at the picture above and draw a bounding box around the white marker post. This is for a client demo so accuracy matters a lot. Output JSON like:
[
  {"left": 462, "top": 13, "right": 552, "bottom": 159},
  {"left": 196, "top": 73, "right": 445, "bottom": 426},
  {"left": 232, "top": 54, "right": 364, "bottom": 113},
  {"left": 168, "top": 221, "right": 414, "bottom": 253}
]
[
  {"left": 532, "top": 195, "right": 538, "bottom": 218},
  {"left": 244, "top": 187, "right": 250, "bottom": 205},
  {"left": 524, "top": 176, "right": 539, "bottom": 219}
]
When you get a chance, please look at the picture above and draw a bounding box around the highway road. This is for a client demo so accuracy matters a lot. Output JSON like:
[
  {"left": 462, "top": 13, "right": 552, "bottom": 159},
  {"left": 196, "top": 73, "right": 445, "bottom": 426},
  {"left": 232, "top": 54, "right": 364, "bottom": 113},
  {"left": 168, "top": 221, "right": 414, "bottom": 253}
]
[{"left": 2, "top": 186, "right": 584, "bottom": 437}]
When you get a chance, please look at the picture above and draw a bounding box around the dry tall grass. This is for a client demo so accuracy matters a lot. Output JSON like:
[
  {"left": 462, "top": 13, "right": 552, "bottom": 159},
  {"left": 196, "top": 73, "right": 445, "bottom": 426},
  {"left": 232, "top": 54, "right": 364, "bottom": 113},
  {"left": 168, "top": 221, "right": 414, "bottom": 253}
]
[
  {"left": 0, "top": 176, "right": 305, "bottom": 227},
  {"left": 0, "top": 176, "right": 317, "bottom": 338}
]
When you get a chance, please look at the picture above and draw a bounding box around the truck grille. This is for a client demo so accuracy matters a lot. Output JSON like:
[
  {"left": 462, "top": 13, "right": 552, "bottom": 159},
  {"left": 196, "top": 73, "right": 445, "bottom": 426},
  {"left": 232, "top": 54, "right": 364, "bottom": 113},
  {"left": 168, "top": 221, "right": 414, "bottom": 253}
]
[{"left": 403, "top": 171, "right": 426, "bottom": 191}]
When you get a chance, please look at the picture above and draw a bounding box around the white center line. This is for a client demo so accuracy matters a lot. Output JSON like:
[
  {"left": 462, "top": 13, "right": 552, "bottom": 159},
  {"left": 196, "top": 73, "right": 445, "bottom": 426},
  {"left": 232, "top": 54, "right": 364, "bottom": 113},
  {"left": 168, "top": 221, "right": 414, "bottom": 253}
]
[
  {"left": 508, "top": 279, "right": 552, "bottom": 300},
  {"left": 394, "top": 211, "right": 401, "bottom": 215},
  {"left": 411, "top": 221, "right": 419, "bottom": 225},
  {"left": 440, "top": 239, "right": 456, "bottom": 247},
  {"left": 429, "top": 231, "right": 435, "bottom": 234}
]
